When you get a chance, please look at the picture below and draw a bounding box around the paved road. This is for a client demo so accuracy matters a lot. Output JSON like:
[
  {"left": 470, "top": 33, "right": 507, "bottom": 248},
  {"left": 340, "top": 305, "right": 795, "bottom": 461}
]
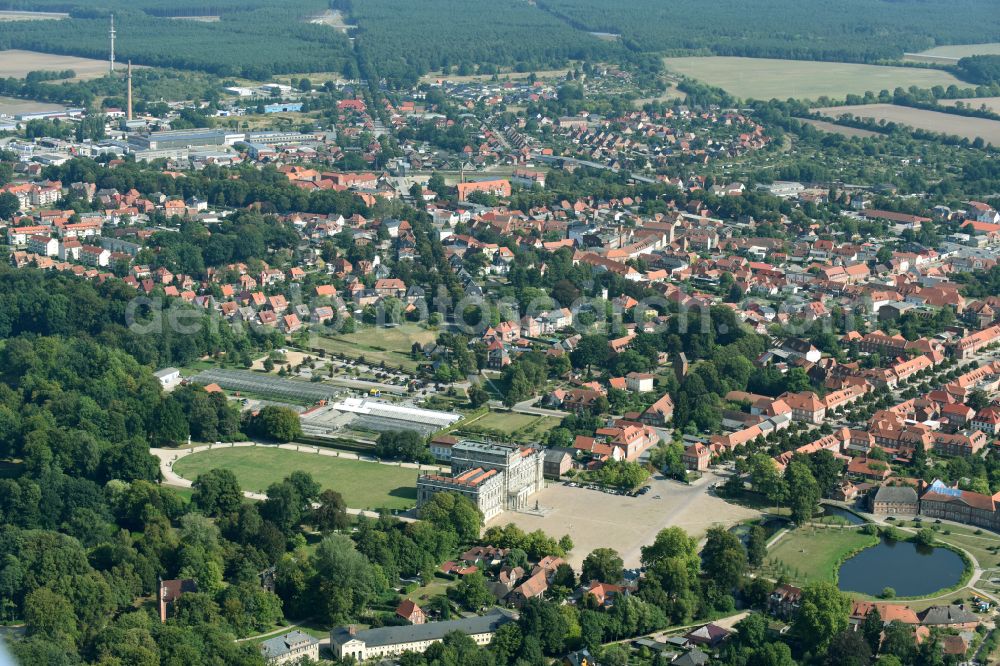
[{"left": 153, "top": 442, "right": 428, "bottom": 521}]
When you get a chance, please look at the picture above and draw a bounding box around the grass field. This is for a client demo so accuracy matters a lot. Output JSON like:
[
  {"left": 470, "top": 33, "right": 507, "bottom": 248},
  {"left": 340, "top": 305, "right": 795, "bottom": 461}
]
[
  {"left": 459, "top": 410, "right": 562, "bottom": 440},
  {"left": 315, "top": 323, "right": 438, "bottom": 371},
  {"left": 0, "top": 50, "right": 116, "bottom": 81},
  {"left": 173, "top": 447, "right": 419, "bottom": 511},
  {"left": 765, "top": 526, "right": 878, "bottom": 586},
  {"left": 663, "top": 56, "right": 964, "bottom": 101},
  {"left": 816, "top": 103, "right": 1000, "bottom": 144}
]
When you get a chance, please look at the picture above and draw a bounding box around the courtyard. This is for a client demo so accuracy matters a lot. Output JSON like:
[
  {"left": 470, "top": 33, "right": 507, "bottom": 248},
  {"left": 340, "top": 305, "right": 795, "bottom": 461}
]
[{"left": 488, "top": 471, "right": 759, "bottom": 568}]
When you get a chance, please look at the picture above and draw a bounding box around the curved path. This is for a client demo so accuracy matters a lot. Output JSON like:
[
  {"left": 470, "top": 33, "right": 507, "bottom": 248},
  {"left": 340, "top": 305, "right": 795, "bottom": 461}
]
[{"left": 153, "top": 442, "right": 424, "bottom": 521}]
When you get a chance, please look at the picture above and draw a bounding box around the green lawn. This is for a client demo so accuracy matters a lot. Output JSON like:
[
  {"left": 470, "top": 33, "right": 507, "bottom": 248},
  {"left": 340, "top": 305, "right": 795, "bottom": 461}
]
[
  {"left": 663, "top": 56, "right": 964, "bottom": 101},
  {"left": 173, "top": 447, "right": 419, "bottom": 511},
  {"left": 315, "top": 323, "right": 438, "bottom": 371},
  {"left": 405, "top": 576, "right": 453, "bottom": 605},
  {"left": 460, "top": 410, "right": 561, "bottom": 440},
  {"left": 764, "top": 526, "right": 878, "bottom": 586}
]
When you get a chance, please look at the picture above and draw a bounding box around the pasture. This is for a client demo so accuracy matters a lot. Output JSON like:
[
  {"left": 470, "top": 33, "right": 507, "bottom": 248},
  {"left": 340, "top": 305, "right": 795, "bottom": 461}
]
[
  {"left": 173, "top": 446, "right": 419, "bottom": 511},
  {"left": 0, "top": 50, "right": 112, "bottom": 81},
  {"left": 663, "top": 56, "right": 964, "bottom": 101},
  {"left": 816, "top": 103, "right": 1000, "bottom": 144}
]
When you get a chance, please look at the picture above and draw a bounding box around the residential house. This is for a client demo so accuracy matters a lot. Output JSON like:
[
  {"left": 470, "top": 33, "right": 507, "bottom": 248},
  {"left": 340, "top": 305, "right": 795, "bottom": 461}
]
[
  {"left": 159, "top": 578, "right": 197, "bottom": 623},
  {"left": 396, "top": 600, "right": 426, "bottom": 625}
]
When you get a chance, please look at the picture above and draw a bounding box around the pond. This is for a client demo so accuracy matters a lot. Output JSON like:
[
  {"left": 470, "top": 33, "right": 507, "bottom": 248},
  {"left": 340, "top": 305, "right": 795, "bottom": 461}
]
[
  {"left": 819, "top": 505, "right": 866, "bottom": 525},
  {"left": 838, "top": 537, "right": 966, "bottom": 597},
  {"left": 729, "top": 516, "right": 789, "bottom": 545}
]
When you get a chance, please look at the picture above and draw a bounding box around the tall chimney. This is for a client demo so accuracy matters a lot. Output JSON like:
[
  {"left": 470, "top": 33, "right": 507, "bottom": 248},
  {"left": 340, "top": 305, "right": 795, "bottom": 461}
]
[
  {"left": 126, "top": 61, "right": 133, "bottom": 122},
  {"left": 109, "top": 14, "right": 116, "bottom": 73}
]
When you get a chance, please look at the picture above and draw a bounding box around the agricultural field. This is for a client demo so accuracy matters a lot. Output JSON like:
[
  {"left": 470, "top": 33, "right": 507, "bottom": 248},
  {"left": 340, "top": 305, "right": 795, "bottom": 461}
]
[
  {"left": 315, "top": 323, "right": 438, "bottom": 371},
  {"left": 173, "top": 446, "right": 419, "bottom": 511},
  {"left": 939, "top": 96, "right": 1000, "bottom": 114},
  {"left": 166, "top": 16, "right": 221, "bottom": 23},
  {"left": 663, "top": 56, "right": 964, "bottom": 101},
  {"left": 763, "top": 525, "right": 878, "bottom": 586},
  {"left": 912, "top": 42, "right": 1000, "bottom": 59},
  {"left": 0, "top": 50, "right": 112, "bottom": 81},
  {"left": 798, "top": 118, "right": 879, "bottom": 138},
  {"left": 0, "top": 95, "right": 66, "bottom": 116},
  {"left": 816, "top": 103, "right": 1000, "bottom": 144},
  {"left": 0, "top": 10, "right": 67, "bottom": 21}
]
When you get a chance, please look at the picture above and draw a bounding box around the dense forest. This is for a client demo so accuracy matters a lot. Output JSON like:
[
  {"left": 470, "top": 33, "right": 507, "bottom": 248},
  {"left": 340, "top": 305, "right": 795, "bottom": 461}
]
[
  {"left": 0, "top": 0, "right": 352, "bottom": 79},
  {"left": 535, "top": 0, "right": 1000, "bottom": 62},
  {"left": 2, "top": 0, "right": 999, "bottom": 85},
  {"left": 345, "top": 0, "right": 623, "bottom": 88},
  {"left": 956, "top": 55, "right": 1000, "bottom": 85}
]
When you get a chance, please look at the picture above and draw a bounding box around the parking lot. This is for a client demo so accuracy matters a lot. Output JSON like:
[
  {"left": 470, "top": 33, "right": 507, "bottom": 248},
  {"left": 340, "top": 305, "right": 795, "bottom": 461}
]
[{"left": 488, "top": 471, "right": 760, "bottom": 569}]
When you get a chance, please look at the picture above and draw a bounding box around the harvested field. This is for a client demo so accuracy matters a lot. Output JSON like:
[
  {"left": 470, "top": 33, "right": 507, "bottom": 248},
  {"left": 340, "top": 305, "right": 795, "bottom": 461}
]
[
  {"left": 939, "top": 97, "right": 1000, "bottom": 114},
  {"left": 0, "top": 10, "right": 67, "bottom": 21},
  {"left": 0, "top": 50, "right": 112, "bottom": 81},
  {"left": 912, "top": 43, "right": 1000, "bottom": 58},
  {"left": 166, "top": 16, "right": 221, "bottom": 23},
  {"left": 816, "top": 103, "right": 1000, "bottom": 144},
  {"left": 798, "top": 118, "right": 879, "bottom": 138},
  {"left": 663, "top": 56, "right": 963, "bottom": 101}
]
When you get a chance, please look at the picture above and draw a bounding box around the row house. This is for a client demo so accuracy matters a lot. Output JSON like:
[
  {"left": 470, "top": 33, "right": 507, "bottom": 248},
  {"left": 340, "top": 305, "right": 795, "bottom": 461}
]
[
  {"left": 953, "top": 324, "right": 1000, "bottom": 359},
  {"left": 5, "top": 224, "right": 50, "bottom": 246},
  {"left": 27, "top": 235, "right": 58, "bottom": 257},
  {"left": 920, "top": 480, "right": 1000, "bottom": 530},
  {"left": 931, "top": 430, "right": 987, "bottom": 457}
]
